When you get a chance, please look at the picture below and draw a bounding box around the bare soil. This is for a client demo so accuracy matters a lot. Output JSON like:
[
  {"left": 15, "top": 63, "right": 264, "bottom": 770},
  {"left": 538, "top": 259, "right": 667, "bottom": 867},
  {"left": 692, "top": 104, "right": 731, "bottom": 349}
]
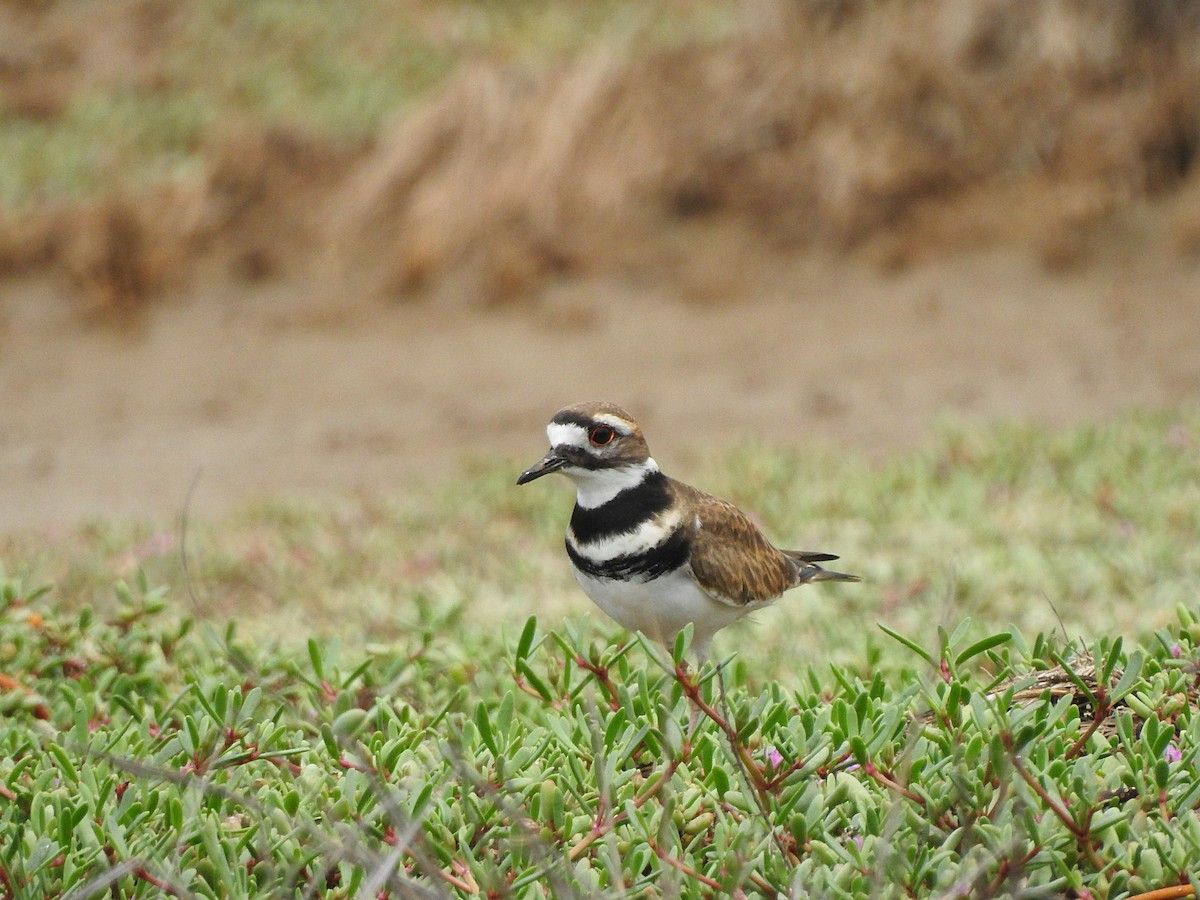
[
  {"left": 1, "top": 0, "right": 1199, "bottom": 533},
  {"left": 3, "top": 242, "right": 1198, "bottom": 533}
]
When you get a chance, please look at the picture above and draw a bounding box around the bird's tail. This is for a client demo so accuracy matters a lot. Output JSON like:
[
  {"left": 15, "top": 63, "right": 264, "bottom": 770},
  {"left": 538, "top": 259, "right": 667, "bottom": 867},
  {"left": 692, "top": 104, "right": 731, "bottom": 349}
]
[
  {"left": 803, "top": 565, "right": 861, "bottom": 584},
  {"left": 784, "top": 550, "right": 861, "bottom": 584}
]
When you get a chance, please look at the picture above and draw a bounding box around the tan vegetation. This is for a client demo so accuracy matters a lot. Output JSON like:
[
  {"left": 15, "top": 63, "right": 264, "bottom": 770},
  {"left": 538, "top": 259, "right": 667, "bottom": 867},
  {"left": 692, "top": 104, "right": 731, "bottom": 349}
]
[
  {"left": 332, "top": 0, "right": 1200, "bottom": 304},
  {"left": 1, "top": 0, "right": 1197, "bottom": 312}
]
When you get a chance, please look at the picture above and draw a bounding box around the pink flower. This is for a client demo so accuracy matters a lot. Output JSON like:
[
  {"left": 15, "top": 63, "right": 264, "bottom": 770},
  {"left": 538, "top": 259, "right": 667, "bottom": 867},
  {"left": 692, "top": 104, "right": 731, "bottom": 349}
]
[
  {"left": 1165, "top": 744, "right": 1183, "bottom": 764},
  {"left": 765, "top": 746, "right": 784, "bottom": 768},
  {"left": 1171, "top": 644, "right": 1183, "bottom": 659}
]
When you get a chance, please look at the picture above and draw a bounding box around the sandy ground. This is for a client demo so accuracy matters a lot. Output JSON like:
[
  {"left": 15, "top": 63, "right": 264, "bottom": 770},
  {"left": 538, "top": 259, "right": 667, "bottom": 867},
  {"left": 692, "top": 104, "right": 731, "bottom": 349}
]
[
  {"left": 2, "top": 246, "right": 1198, "bottom": 535},
  {"left": 3, "top": 0, "right": 1199, "bottom": 536}
]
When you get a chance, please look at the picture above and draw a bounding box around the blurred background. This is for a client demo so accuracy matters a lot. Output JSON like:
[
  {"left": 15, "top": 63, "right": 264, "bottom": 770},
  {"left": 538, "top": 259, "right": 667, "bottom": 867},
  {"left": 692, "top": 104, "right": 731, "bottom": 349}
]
[{"left": 1, "top": 0, "right": 1198, "bottom": 533}]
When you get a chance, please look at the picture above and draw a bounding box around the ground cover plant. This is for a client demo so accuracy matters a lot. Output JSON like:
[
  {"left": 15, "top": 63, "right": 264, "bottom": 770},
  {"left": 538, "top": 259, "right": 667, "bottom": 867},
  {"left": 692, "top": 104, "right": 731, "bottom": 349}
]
[{"left": 1, "top": 407, "right": 1199, "bottom": 897}]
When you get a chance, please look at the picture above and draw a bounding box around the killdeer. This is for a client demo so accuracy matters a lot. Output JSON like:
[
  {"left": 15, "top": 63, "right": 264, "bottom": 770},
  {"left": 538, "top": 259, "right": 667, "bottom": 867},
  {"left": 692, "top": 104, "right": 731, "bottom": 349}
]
[{"left": 517, "top": 402, "right": 859, "bottom": 663}]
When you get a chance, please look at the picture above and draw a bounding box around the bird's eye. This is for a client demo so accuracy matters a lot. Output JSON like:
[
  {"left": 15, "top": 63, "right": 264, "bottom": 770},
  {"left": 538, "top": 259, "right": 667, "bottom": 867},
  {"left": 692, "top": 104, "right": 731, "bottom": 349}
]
[{"left": 589, "top": 425, "right": 616, "bottom": 447}]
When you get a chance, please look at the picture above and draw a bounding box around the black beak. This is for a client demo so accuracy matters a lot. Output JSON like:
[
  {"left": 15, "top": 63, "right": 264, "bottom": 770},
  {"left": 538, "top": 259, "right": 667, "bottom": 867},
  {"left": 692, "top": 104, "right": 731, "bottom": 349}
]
[{"left": 516, "top": 452, "right": 566, "bottom": 485}]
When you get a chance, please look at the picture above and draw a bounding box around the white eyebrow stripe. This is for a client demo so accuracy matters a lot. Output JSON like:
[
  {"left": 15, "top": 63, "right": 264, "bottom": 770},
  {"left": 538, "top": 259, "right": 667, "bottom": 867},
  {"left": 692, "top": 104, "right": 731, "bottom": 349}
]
[
  {"left": 547, "top": 422, "right": 589, "bottom": 448},
  {"left": 591, "top": 414, "right": 634, "bottom": 435}
]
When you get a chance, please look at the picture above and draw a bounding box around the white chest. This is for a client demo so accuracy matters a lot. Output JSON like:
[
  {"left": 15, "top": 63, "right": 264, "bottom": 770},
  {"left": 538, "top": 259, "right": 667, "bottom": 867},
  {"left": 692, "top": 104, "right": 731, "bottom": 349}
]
[{"left": 570, "top": 564, "right": 749, "bottom": 648}]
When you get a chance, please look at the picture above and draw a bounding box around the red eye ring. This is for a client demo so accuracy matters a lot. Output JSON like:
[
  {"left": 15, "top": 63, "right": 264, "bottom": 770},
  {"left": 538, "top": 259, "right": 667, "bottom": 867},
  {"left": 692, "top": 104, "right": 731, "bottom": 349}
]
[{"left": 588, "top": 425, "right": 616, "bottom": 447}]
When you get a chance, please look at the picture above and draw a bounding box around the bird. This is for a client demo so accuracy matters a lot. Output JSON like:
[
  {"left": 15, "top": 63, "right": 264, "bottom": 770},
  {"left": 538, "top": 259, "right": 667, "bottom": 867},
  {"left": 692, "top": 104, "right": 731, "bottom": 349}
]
[{"left": 516, "top": 401, "right": 859, "bottom": 664}]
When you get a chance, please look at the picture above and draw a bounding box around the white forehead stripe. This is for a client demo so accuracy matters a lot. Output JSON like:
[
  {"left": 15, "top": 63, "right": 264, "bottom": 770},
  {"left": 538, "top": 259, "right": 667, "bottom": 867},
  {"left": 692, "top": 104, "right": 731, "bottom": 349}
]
[
  {"left": 547, "top": 416, "right": 634, "bottom": 448},
  {"left": 547, "top": 422, "right": 589, "bottom": 448},
  {"left": 592, "top": 414, "right": 634, "bottom": 434}
]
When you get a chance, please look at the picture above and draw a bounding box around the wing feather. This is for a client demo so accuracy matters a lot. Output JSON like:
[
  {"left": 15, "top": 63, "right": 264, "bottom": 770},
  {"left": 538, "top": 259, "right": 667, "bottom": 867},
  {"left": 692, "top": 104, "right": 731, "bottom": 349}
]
[{"left": 672, "top": 480, "right": 798, "bottom": 607}]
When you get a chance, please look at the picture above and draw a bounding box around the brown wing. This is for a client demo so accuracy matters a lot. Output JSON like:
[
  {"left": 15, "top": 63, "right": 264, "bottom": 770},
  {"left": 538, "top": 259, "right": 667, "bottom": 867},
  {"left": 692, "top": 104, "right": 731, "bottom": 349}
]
[{"left": 671, "top": 479, "right": 799, "bottom": 607}]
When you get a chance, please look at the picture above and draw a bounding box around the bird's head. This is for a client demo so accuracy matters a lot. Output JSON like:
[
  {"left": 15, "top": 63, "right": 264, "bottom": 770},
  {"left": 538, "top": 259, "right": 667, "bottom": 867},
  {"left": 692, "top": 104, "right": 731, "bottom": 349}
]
[{"left": 517, "top": 402, "right": 656, "bottom": 506}]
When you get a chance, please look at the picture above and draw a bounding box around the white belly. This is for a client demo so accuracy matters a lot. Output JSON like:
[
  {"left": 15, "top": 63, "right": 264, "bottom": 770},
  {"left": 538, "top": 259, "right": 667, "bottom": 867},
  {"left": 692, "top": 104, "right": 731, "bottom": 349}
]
[{"left": 572, "top": 566, "right": 755, "bottom": 649}]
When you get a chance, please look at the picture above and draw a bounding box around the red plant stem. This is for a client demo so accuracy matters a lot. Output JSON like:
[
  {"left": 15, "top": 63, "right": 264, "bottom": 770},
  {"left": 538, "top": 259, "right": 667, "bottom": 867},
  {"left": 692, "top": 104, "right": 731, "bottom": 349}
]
[
  {"left": 862, "top": 762, "right": 925, "bottom": 806},
  {"left": 674, "top": 666, "right": 768, "bottom": 794},
  {"left": 747, "top": 871, "right": 781, "bottom": 896},
  {"left": 513, "top": 679, "right": 556, "bottom": 705},
  {"left": 134, "top": 867, "right": 184, "bottom": 896},
  {"left": 1010, "top": 756, "right": 1080, "bottom": 837},
  {"left": 986, "top": 845, "right": 1040, "bottom": 894},
  {"left": 764, "top": 757, "right": 807, "bottom": 791},
  {"left": 397, "top": 845, "right": 478, "bottom": 894},
  {"left": 568, "top": 757, "right": 681, "bottom": 860},
  {"left": 648, "top": 838, "right": 722, "bottom": 890},
  {"left": 448, "top": 860, "right": 479, "bottom": 894},
  {"left": 573, "top": 656, "right": 620, "bottom": 711},
  {"left": 1065, "top": 695, "right": 1111, "bottom": 760},
  {"left": 1010, "top": 754, "right": 1104, "bottom": 869},
  {"left": 433, "top": 866, "right": 477, "bottom": 894}
]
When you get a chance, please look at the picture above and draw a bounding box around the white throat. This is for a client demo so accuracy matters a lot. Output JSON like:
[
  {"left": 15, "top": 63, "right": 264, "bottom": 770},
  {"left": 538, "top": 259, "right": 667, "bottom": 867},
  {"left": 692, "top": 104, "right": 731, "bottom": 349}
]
[{"left": 566, "top": 458, "right": 659, "bottom": 509}]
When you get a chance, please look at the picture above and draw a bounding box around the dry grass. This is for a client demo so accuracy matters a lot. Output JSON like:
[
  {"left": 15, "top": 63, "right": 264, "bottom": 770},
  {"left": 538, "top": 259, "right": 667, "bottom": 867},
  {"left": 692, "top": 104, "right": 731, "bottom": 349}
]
[
  {"left": 1, "top": 0, "right": 1198, "bottom": 312},
  {"left": 331, "top": 0, "right": 1200, "bottom": 303}
]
